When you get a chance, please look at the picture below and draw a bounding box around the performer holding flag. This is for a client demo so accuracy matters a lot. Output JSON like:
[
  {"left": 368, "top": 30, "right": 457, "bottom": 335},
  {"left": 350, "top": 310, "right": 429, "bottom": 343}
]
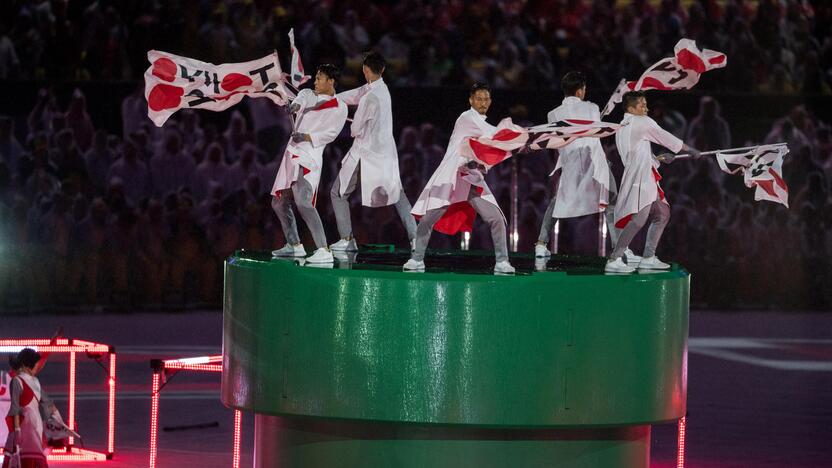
[
  {"left": 406, "top": 82, "right": 515, "bottom": 274},
  {"left": 329, "top": 52, "right": 417, "bottom": 252},
  {"left": 606, "top": 91, "right": 701, "bottom": 273},
  {"left": 270, "top": 64, "right": 348, "bottom": 263},
  {"left": 534, "top": 72, "right": 638, "bottom": 261}
]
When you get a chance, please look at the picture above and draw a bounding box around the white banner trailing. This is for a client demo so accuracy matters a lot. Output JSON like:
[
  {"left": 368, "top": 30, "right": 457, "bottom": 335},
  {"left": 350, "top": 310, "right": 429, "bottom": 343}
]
[
  {"left": 144, "top": 50, "right": 294, "bottom": 127},
  {"left": 601, "top": 38, "right": 727, "bottom": 116}
]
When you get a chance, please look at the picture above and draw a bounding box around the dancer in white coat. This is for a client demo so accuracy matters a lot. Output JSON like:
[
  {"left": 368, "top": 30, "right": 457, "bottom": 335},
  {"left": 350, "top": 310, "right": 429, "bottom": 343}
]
[
  {"left": 536, "top": 72, "right": 640, "bottom": 261},
  {"left": 329, "top": 52, "right": 417, "bottom": 251},
  {"left": 606, "top": 91, "right": 700, "bottom": 273},
  {"left": 271, "top": 64, "right": 348, "bottom": 263},
  {"left": 405, "top": 83, "right": 514, "bottom": 274}
]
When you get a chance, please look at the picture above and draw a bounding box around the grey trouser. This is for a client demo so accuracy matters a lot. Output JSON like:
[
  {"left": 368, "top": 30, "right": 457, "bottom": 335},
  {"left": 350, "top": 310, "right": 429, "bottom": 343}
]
[
  {"left": 271, "top": 174, "right": 327, "bottom": 249},
  {"left": 609, "top": 200, "right": 670, "bottom": 260},
  {"left": 412, "top": 190, "right": 508, "bottom": 262},
  {"left": 330, "top": 164, "right": 417, "bottom": 241},
  {"left": 538, "top": 171, "right": 620, "bottom": 247}
]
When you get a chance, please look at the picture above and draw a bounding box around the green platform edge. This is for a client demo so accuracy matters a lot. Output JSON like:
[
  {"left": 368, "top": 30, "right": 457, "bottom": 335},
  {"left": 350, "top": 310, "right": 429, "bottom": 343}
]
[{"left": 221, "top": 252, "right": 689, "bottom": 468}]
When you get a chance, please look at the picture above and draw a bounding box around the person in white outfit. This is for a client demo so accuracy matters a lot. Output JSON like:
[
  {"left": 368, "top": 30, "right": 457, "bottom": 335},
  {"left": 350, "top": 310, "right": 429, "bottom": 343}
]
[
  {"left": 606, "top": 91, "right": 700, "bottom": 273},
  {"left": 405, "top": 82, "right": 514, "bottom": 274},
  {"left": 270, "top": 64, "right": 349, "bottom": 264},
  {"left": 535, "top": 72, "right": 642, "bottom": 262},
  {"left": 329, "top": 52, "right": 417, "bottom": 252}
]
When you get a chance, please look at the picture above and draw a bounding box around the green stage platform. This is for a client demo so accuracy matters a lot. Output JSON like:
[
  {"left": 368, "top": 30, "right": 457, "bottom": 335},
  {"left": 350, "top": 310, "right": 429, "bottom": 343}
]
[{"left": 221, "top": 248, "right": 690, "bottom": 468}]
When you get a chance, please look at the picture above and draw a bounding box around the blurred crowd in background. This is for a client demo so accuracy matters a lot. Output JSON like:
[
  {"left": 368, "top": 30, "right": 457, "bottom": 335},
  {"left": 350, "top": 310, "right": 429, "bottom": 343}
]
[
  {"left": 0, "top": 0, "right": 830, "bottom": 311},
  {"left": 0, "top": 0, "right": 830, "bottom": 93}
]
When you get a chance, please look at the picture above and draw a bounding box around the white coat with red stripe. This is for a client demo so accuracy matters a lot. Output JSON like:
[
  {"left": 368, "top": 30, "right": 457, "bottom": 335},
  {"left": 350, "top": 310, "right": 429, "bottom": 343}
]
[
  {"left": 271, "top": 88, "right": 348, "bottom": 202},
  {"left": 613, "top": 113, "right": 683, "bottom": 228},
  {"left": 547, "top": 96, "right": 610, "bottom": 218},
  {"left": 411, "top": 108, "right": 505, "bottom": 234},
  {"left": 335, "top": 78, "right": 404, "bottom": 207}
]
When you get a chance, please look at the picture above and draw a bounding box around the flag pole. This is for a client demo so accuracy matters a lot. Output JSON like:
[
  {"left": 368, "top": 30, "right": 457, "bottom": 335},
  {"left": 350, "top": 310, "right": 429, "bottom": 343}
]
[{"left": 673, "top": 143, "right": 787, "bottom": 160}]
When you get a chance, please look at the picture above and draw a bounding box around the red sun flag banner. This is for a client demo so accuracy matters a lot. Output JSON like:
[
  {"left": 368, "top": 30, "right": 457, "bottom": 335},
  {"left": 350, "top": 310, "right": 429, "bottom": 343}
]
[
  {"left": 716, "top": 144, "right": 790, "bottom": 207},
  {"left": 459, "top": 118, "right": 529, "bottom": 168},
  {"left": 601, "top": 38, "right": 727, "bottom": 116},
  {"left": 288, "top": 28, "right": 310, "bottom": 89},
  {"left": 144, "top": 50, "right": 294, "bottom": 127},
  {"left": 459, "top": 119, "right": 624, "bottom": 167},
  {"left": 527, "top": 120, "right": 624, "bottom": 150}
]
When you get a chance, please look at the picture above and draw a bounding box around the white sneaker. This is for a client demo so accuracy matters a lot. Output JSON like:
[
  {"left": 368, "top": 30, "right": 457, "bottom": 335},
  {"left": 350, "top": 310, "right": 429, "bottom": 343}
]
[
  {"left": 494, "top": 261, "right": 515, "bottom": 274},
  {"left": 333, "top": 251, "right": 357, "bottom": 263},
  {"left": 638, "top": 256, "right": 671, "bottom": 270},
  {"left": 272, "top": 243, "right": 306, "bottom": 257},
  {"left": 330, "top": 238, "right": 358, "bottom": 252},
  {"left": 306, "top": 247, "right": 334, "bottom": 264},
  {"left": 624, "top": 248, "right": 642, "bottom": 265},
  {"left": 534, "top": 243, "right": 551, "bottom": 258},
  {"left": 605, "top": 257, "right": 635, "bottom": 273},
  {"left": 403, "top": 258, "right": 425, "bottom": 271}
]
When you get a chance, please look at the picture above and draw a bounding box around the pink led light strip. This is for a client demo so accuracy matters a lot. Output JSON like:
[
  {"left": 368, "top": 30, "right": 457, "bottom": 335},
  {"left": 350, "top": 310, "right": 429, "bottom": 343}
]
[
  {"left": 1, "top": 338, "right": 116, "bottom": 462},
  {"left": 148, "top": 355, "right": 241, "bottom": 468},
  {"left": 677, "top": 416, "right": 687, "bottom": 468}
]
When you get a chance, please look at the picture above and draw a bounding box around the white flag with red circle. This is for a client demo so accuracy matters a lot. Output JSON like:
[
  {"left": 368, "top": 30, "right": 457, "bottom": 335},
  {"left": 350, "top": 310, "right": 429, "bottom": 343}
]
[
  {"left": 144, "top": 50, "right": 294, "bottom": 127},
  {"left": 601, "top": 39, "right": 727, "bottom": 116},
  {"left": 716, "top": 144, "right": 790, "bottom": 207}
]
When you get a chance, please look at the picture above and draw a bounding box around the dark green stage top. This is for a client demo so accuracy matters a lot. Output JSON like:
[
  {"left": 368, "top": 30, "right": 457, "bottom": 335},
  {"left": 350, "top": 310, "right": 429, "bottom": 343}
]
[{"left": 221, "top": 248, "right": 689, "bottom": 428}]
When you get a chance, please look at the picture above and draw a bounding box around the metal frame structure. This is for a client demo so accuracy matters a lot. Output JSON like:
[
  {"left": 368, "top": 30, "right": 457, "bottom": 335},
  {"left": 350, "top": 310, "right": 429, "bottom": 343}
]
[
  {"left": 0, "top": 338, "right": 116, "bottom": 462},
  {"left": 148, "top": 355, "right": 242, "bottom": 468}
]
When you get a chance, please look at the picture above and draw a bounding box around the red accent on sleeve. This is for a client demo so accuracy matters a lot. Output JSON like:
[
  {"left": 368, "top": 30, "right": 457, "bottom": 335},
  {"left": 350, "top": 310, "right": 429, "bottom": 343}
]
[{"left": 311, "top": 98, "right": 339, "bottom": 111}]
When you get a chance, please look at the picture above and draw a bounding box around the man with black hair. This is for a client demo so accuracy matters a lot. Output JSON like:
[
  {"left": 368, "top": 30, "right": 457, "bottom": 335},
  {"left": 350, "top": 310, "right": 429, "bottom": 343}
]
[
  {"left": 407, "top": 82, "right": 514, "bottom": 274},
  {"left": 271, "top": 64, "right": 348, "bottom": 264},
  {"left": 4, "top": 348, "right": 49, "bottom": 467},
  {"left": 536, "top": 71, "right": 634, "bottom": 261},
  {"left": 607, "top": 90, "right": 701, "bottom": 273},
  {"left": 329, "top": 51, "right": 417, "bottom": 252}
]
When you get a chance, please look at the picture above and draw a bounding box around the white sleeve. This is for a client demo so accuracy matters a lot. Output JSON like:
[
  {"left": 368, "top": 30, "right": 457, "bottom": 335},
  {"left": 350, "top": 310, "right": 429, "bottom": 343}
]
[
  {"left": 335, "top": 85, "right": 369, "bottom": 106},
  {"left": 645, "top": 118, "right": 684, "bottom": 153},
  {"left": 350, "top": 94, "right": 378, "bottom": 139},
  {"left": 308, "top": 105, "right": 349, "bottom": 148},
  {"left": 292, "top": 89, "right": 318, "bottom": 109}
]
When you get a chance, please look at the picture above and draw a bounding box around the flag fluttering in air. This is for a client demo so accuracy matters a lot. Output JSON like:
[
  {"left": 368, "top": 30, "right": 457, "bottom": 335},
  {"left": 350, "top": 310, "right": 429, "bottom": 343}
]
[
  {"left": 459, "top": 119, "right": 529, "bottom": 168},
  {"left": 528, "top": 119, "right": 624, "bottom": 150},
  {"left": 460, "top": 119, "right": 624, "bottom": 167},
  {"left": 288, "top": 28, "right": 310, "bottom": 88},
  {"left": 144, "top": 50, "right": 294, "bottom": 127},
  {"left": 601, "top": 38, "right": 727, "bottom": 116},
  {"left": 715, "top": 144, "right": 790, "bottom": 207}
]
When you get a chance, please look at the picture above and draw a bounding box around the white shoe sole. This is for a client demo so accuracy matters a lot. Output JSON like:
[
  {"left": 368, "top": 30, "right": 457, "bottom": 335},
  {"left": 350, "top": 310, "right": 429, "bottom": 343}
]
[
  {"left": 307, "top": 256, "right": 334, "bottom": 264},
  {"left": 272, "top": 251, "right": 306, "bottom": 257}
]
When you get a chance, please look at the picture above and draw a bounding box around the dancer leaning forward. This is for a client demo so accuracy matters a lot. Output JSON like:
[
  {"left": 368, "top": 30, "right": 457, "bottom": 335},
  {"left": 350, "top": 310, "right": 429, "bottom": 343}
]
[
  {"left": 606, "top": 91, "right": 701, "bottom": 273},
  {"left": 406, "top": 82, "right": 515, "bottom": 275},
  {"left": 271, "top": 64, "right": 348, "bottom": 263}
]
